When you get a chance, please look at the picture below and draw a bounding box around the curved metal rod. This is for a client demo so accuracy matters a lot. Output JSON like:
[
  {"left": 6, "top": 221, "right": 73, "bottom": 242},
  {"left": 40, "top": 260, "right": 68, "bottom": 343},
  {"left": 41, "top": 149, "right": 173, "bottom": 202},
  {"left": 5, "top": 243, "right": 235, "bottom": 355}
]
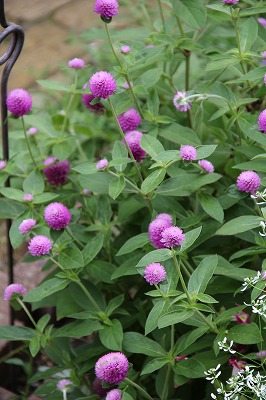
[{"left": 0, "top": 1, "right": 24, "bottom": 325}]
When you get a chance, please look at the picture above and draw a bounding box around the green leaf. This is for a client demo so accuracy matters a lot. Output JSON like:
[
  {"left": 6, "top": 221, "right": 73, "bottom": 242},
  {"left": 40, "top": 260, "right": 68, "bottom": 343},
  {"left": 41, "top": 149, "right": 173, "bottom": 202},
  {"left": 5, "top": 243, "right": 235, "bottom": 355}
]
[
  {"left": 159, "top": 123, "right": 200, "bottom": 146},
  {"left": 72, "top": 162, "right": 97, "bottom": 174},
  {"left": 136, "top": 68, "right": 162, "bottom": 88},
  {"left": 179, "top": 226, "right": 202, "bottom": 253},
  {"left": 173, "top": 326, "right": 209, "bottom": 355},
  {"left": 136, "top": 249, "right": 172, "bottom": 267},
  {"left": 172, "top": 0, "right": 206, "bottom": 29},
  {"left": 37, "top": 79, "right": 68, "bottom": 91},
  {"left": 112, "top": 141, "right": 128, "bottom": 172},
  {"left": 52, "top": 140, "right": 74, "bottom": 160},
  {"left": 79, "top": 173, "right": 112, "bottom": 194},
  {"left": 37, "top": 314, "right": 51, "bottom": 333},
  {"left": 59, "top": 248, "right": 84, "bottom": 270},
  {"left": 23, "top": 170, "right": 44, "bottom": 195},
  {"left": 145, "top": 299, "right": 169, "bottom": 335},
  {"left": 239, "top": 17, "right": 258, "bottom": 53},
  {"left": 24, "top": 114, "right": 58, "bottom": 137},
  {"left": 198, "top": 193, "right": 224, "bottom": 223},
  {"left": 196, "top": 145, "right": 217, "bottom": 160},
  {"left": 99, "top": 319, "right": 123, "bottom": 351},
  {"left": 0, "top": 199, "right": 25, "bottom": 218},
  {"left": 238, "top": 118, "right": 266, "bottom": 146},
  {"left": 0, "top": 187, "right": 24, "bottom": 202},
  {"left": 109, "top": 175, "right": 126, "bottom": 199},
  {"left": 147, "top": 88, "right": 160, "bottom": 116},
  {"left": 0, "top": 326, "right": 35, "bottom": 341},
  {"left": 227, "top": 322, "right": 262, "bottom": 344},
  {"left": 123, "top": 332, "right": 166, "bottom": 357},
  {"left": 158, "top": 309, "right": 194, "bottom": 328},
  {"left": 215, "top": 305, "right": 246, "bottom": 324},
  {"left": 206, "top": 56, "right": 239, "bottom": 71},
  {"left": 89, "top": 261, "right": 116, "bottom": 284},
  {"left": 117, "top": 233, "right": 150, "bottom": 256},
  {"left": 29, "top": 336, "right": 41, "bottom": 357},
  {"left": 9, "top": 211, "right": 30, "bottom": 249},
  {"left": 122, "top": 393, "right": 134, "bottom": 400},
  {"left": 233, "top": 159, "right": 266, "bottom": 173},
  {"left": 141, "top": 169, "right": 166, "bottom": 195},
  {"left": 140, "top": 135, "right": 165, "bottom": 160},
  {"left": 82, "top": 233, "right": 104, "bottom": 264},
  {"left": 53, "top": 320, "right": 101, "bottom": 338},
  {"left": 33, "top": 193, "right": 59, "bottom": 204},
  {"left": 24, "top": 278, "right": 70, "bottom": 303},
  {"left": 216, "top": 216, "right": 261, "bottom": 236},
  {"left": 141, "top": 358, "right": 169, "bottom": 375},
  {"left": 188, "top": 255, "right": 218, "bottom": 295},
  {"left": 105, "top": 294, "right": 124, "bottom": 317}
]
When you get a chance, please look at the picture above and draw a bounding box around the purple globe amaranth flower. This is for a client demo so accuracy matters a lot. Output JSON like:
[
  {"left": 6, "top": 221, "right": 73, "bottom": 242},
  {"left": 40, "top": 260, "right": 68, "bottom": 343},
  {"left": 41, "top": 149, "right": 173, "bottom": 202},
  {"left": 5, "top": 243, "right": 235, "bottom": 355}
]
[
  {"left": 106, "top": 389, "right": 122, "bottom": 400},
  {"left": 148, "top": 216, "right": 172, "bottom": 249},
  {"left": 0, "top": 160, "right": 6, "bottom": 170},
  {"left": 4, "top": 283, "right": 26, "bottom": 301},
  {"left": 97, "top": 158, "right": 108, "bottom": 170},
  {"left": 82, "top": 83, "right": 105, "bottom": 113},
  {"left": 94, "top": 0, "right": 119, "bottom": 19},
  {"left": 256, "top": 350, "right": 266, "bottom": 358},
  {"left": 121, "top": 45, "right": 131, "bottom": 54},
  {"left": 198, "top": 159, "right": 214, "bottom": 173},
  {"left": 236, "top": 170, "right": 261, "bottom": 193},
  {"left": 27, "top": 127, "right": 38, "bottom": 135},
  {"left": 28, "top": 235, "right": 52, "bottom": 257},
  {"left": 83, "top": 188, "right": 91, "bottom": 196},
  {"left": 43, "top": 156, "right": 57, "bottom": 166},
  {"left": 180, "top": 145, "right": 197, "bottom": 161},
  {"left": 258, "top": 109, "right": 266, "bottom": 133},
  {"left": 57, "top": 379, "right": 73, "bottom": 391},
  {"left": 222, "top": 0, "right": 239, "bottom": 4},
  {"left": 156, "top": 213, "right": 173, "bottom": 225},
  {"left": 23, "top": 193, "right": 34, "bottom": 202},
  {"left": 123, "top": 130, "right": 147, "bottom": 162},
  {"left": 118, "top": 108, "right": 142, "bottom": 132},
  {"left": 173, "top": 91, "right": 192, "bottom": 112},
  {"left": 258, "top": 18, "right": 266, "bottom": 28},
  {"left": 144, "top": 263, "right": 166, "bottom": 285},
  {"left": 95, "top": 352, "right": 129, "bottom": 384},
  {"left": 6, "top": 88, "right": 32, "bottom": 117},
  {"left": 160, "top": 226, "right": 185, "bottom": 248},
  {"left": 89, "top": 71, "right": 116, "bottom": 99},
  {"left": 19, "top": 218, "right": 37, "bottom": 234},
  {"left": 43, "top": 160, "right": 70, "bottom": 186},
  {"left": 264, "top": 73, "right": 266, "bottom": 86},
  {"left": 44, "top": 202, "right": 71, "bottom": 230},
  {"left": 68, "top": 58, "right": 85, "bottom": 69}
]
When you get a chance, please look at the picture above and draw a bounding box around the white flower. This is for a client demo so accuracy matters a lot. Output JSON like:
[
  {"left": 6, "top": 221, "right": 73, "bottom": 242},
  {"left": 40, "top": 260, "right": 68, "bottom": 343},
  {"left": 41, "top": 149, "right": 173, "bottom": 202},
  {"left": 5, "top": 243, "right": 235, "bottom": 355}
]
[{"left": 218, "top": 337, "right": 236, "bottom": 354}]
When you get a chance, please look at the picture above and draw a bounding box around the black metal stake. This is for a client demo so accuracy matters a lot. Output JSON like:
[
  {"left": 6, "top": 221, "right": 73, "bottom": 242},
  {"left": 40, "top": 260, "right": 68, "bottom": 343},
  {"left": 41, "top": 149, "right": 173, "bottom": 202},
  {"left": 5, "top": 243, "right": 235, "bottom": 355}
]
[{"left": 0, "top": 0, "right": 24, "bottom": 325}]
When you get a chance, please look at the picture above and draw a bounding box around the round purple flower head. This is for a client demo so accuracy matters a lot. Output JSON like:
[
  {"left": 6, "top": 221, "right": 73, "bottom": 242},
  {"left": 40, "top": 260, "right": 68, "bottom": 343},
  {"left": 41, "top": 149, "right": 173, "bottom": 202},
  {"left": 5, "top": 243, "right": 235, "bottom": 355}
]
[
  {"left": 180, "top": 145, "right": 197, "bottom": 161},
  {"left": 106, "top": 389, "right": 122, "bottom": 400},
  {"left": 121, "top": 45, "right": 131, "bottom": 54},
  {"left": 258, "top": 18, "right": 266, "bottom": 28},
  {"left": 6, "top": 88, "right": 32, "bottom": 117},
  {"left": 173, "top": 91, "right": 192, "bottom": 112},
  {"left": 144, "top": 263, "right": 166, "bottom": 285},
  {"left": 156, "top": 213, "right": 173, "bottom": 225},
  {"left": 19, "top": 218, "right": 37, "bottom": 234},
  {"left": 57, "top": 379, "right": 72, "bottom": 391},
  {"left": 27, "top": 127, "right": 38, "bottom": 135},
  {"left": 118, "top": 108, "right": 142, "bottom": 132},
  {"left": 92, "top": 377, "right": 111, "bottom": 398},
  {"left": 89, "top": 71, "right": 116, "bottom": 99},
  {"left": 97, "top": 158, "right": 108, "bottom": 170},
  {"left": 23, "top": 193, "right": 34, "bottom": 202},
  {"left": 198, "top": 159, "right": 214, "bottom": 173},
  {"left": 94, "top": 0, "right": 119, "bottom": 19},
  {"left": 4, "top": 283, "right": 26, "bottom": 301},
  {"left": 43, "top": 160, "right": 70, "bottom": 186},
  {"left": 258, "top": 109, "right": 266, "bottom": 133},
  {"left": 236, "top": 170, "right": 261, "bottom": 193},
  {"left": 68, "top": 58, "right": 85, "bottom": 69},
  {"left": 148, "top": 216, "right": 172, "bottom": 249},
  {"left": 95, "top": 352, "right": 129, "bottom": 384},
  {"left": 82, "top": 82, "right": 105, "bottom": 113},
  {"left": 222, "top": 0, "right": 239, "bottom": 4},
  {"left": 0, "top": 160, "right": 6, "bottom": 170},
  {"left": 44, "top": 202, "right": 71, "bottom": 230},
  {"left": 123, "top": 131, "right": 147, "bottom": 162},
  {"left": 160, "top": 226, "right": 185, "bottom": 248},
  {"left": 28, "top": 235, "right": 52, "bottom": 257}
]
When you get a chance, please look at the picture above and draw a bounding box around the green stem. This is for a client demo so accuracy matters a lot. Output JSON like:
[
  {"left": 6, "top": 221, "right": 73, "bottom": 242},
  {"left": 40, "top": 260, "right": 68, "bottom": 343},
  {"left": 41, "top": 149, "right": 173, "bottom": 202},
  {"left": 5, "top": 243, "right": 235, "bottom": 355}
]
[
  {"left": 17, "top": 298, "right": 38, "bottom": 329},
  {"left": 181, "top": 259, "right": 194, "bottom": 274},
  {"left": 154, "top": 283, "right": 167, "bottom": 299},
  {"left": 63, "top": 390, "right": 68, "bottom": 400},
  {"left": 104, "top": 22, "right": 144, "bottom": 118},
  {"left": 107, "top": 170, "right": 141, "bottom": 194},
  {"left": 232, "top": 17, "right": 246, "bottom": 75},
  {"left": 184, "top": 52, "right": 193, "bottom": 129},
  {"left": 21, "top": 117, "right": 37, "bottom": 167},
  {"left": 50, "top": 257, "right": 64, "bottom": 270},
  {"left": 175, "top": 15, "right": 184, "bottom": 36},
  {"left": 66, "top": 227, "right": 84, "bottom": 248},
  {"left": 124, "top": 377, "right": 154, "bottom": 400},
  {"left": 156, "top": 0, "right": 166, "bottom": 31},
  {"left": 107, "top": 97, "right": 143, "bottom": 183},
  {"left": 74, "top": 279, "right": 102, "bottom": 312},
  {"left": 161, "top": 363, "right": 172, "bottom": 400},
  {"left": 0, "top": 343, "right": 27, "bottom": 364},
  {"left": 60, "top": 71, "right": 78, "bottom": 136},
  {"left": 172, "top": 251, "right": 192, "bottom": 303}
]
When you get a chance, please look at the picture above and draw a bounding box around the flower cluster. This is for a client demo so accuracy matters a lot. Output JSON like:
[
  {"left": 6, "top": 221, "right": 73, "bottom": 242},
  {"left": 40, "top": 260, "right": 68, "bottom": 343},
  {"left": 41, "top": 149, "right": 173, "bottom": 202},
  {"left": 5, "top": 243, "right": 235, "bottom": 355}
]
[
  {"left": 43, "top": 160, "right": 70, "bottom": 186},
  {"left": 246, "top": 294, "right": 266, "bottom": 319},
  {"left": 241, "top": 270, "right": 266, "bottom": 292},
  {"left": 94, "top": 0, "right": 119, "bottom": 20},
  {"left": 144, "top": 262, "right": 166, "bottom": 285},
  {"left": 148, "top": 214, "right": 185, "bottom": 249},
  {"left": 6, "top": 88, "right": 32, "bottom": 117},
  {"left": 180, "top": 145, "right": 197, "bottom": 161},
  {"left": 95, "top": 352, "right": 129, "bottom": 384},
  {"left": 44, "top": 202, "right": 71, "bottom": 230},
  {"left": 123, "top": 130, "right": 146, "bottom": 162},
  {"left": 236, "top": 170, "right": 261, "bottom": 193},
  {"left": 118, "top": 108, "right": 142, "bottom": 132}
]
